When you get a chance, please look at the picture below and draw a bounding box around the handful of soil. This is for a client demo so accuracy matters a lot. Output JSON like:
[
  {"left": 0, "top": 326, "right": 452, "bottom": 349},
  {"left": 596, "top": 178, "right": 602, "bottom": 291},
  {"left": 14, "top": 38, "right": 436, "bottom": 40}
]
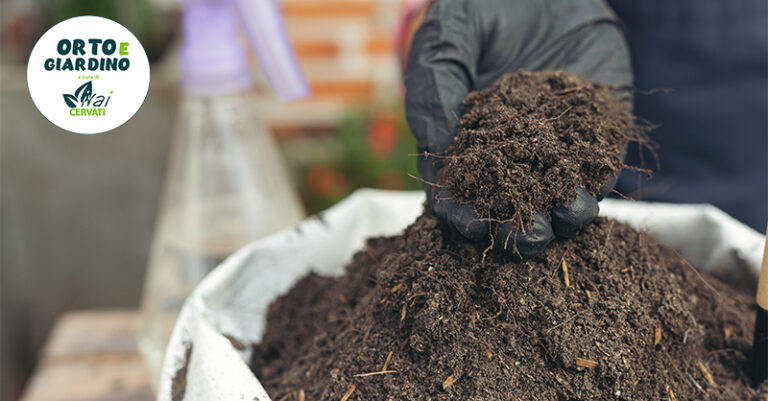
[
  {"left": 440, "top": 71, "right": 649, "bottom": 228},
  {"left": 252, "top": 214, "right": 756, "bottom": 400}
]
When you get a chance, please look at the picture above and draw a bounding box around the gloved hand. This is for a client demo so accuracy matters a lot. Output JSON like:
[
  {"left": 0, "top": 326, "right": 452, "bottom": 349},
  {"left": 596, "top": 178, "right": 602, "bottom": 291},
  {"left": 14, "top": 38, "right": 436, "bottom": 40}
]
[{"left": 404, "top": 0, "right": 632, "bottom": 259}]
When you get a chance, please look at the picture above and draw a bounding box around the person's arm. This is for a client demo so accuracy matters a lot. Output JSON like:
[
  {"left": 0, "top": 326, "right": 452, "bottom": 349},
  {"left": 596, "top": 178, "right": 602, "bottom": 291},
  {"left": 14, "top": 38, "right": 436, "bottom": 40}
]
[{"left": 404, "top": 0, "right": 632, "bottom": 259}]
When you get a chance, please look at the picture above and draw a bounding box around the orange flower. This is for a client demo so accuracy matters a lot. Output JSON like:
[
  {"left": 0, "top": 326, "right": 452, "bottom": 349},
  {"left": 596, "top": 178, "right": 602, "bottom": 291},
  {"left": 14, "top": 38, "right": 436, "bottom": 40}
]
[{"left": 367, "top": 113, "right": 398, "bottom": 157}]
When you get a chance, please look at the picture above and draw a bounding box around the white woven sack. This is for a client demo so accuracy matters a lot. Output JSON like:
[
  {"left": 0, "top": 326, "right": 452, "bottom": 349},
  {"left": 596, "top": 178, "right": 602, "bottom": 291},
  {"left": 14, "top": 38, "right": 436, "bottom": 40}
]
[{"left": 157, "top": 189, "right": 765, "bottom": 401}]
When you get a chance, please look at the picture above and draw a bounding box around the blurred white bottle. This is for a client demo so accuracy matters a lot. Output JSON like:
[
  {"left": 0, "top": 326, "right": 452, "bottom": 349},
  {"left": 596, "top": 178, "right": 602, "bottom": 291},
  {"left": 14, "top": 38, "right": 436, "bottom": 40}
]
[{"left": 138, "top": 0, "right": 309, "bottom": 389}]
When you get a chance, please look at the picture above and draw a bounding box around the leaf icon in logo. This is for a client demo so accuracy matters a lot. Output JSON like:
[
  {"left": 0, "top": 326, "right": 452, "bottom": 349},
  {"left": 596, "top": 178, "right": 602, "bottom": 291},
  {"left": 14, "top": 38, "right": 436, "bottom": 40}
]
[
  {"left": 74, "top": 81, "right": 92, "bottom": 103},
  {"left": 63, "top": 94, "right": 77, "bottom": 108}
]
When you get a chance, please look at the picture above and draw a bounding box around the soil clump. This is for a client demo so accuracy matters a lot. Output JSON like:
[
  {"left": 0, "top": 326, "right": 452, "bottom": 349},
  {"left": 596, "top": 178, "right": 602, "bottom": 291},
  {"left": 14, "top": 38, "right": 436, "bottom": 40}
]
[{"left": 441, "top": 71, "right": 649, "bottom": 229}]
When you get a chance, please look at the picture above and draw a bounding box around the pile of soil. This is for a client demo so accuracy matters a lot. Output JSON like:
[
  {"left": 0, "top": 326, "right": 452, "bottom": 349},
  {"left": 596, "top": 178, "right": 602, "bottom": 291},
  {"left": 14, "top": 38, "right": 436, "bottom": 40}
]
[
  {"left": 252, "top": 214, "right": 756, "bottom": 400},
  {"left": 245, "top": 71, "right": 757, "bottom": 400},
  {"left": 440, "top": 71, "right": 649, "bottom": 228}
]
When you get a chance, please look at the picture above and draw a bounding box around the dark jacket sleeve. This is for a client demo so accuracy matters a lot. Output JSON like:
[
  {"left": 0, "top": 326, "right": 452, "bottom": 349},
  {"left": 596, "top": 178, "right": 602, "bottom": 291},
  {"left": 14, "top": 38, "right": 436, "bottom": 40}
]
[{"left": 404, "top": 0, "right": 632, "bottom": 155}]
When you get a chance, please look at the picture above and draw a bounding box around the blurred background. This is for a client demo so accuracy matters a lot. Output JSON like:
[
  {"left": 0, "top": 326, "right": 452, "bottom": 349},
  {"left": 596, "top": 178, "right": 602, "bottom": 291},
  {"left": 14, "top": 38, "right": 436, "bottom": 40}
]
[
  {"left": 2, "top": 0, "right": 766, "bottom": 400},
  {"left": 1, "top": 0, "right": 421, "bottom": 399}
]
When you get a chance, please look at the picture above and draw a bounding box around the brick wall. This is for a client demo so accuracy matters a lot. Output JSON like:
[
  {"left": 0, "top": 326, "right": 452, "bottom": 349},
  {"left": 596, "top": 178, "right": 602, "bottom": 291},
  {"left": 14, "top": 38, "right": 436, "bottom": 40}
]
[{"left": 255, "top": 0, "right": 408, "bottom": 137}]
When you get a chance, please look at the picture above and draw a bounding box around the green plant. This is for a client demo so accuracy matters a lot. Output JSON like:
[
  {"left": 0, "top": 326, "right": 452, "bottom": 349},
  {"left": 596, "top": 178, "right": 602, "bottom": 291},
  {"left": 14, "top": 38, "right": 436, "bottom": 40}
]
[{"left": 301, "top": 104, "right": 421, "bottom": 212}]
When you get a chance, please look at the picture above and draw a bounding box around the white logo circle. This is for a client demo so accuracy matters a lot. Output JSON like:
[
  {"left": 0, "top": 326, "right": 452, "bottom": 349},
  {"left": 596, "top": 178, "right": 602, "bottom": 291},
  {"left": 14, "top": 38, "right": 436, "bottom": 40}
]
[{"left": 27, "top": 16, "right": 150, "bottom": 135}]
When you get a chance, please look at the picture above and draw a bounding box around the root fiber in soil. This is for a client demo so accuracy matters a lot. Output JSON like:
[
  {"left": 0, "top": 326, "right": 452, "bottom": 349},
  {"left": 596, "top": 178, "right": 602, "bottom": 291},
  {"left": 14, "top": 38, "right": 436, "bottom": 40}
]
[{"left": 251, "top": 214, "right": 756, "bottom": 400}]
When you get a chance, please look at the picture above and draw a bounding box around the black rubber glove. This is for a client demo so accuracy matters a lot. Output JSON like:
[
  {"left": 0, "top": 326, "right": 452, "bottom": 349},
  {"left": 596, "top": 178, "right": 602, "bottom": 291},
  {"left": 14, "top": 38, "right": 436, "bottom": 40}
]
[{"left": 404, "top": 0, "right": 632, "bottom": 260}]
